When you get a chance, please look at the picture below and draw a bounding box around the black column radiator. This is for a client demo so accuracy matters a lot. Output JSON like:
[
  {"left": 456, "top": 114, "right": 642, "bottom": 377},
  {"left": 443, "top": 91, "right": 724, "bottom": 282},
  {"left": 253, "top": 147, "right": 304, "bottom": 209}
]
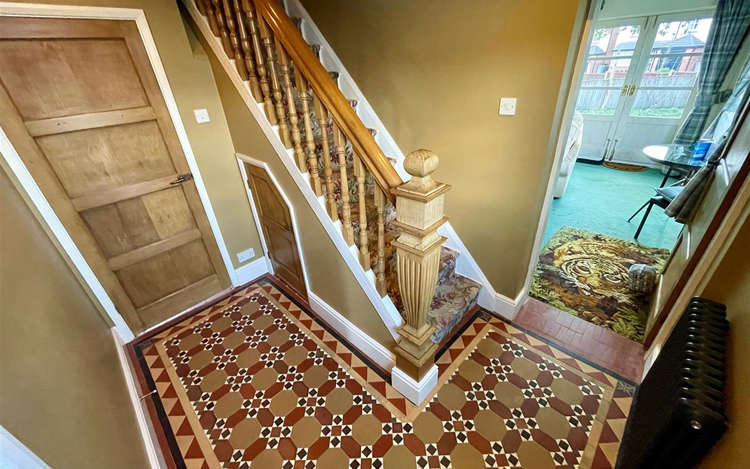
[{"left": 616, "top": 297, "right": 729, "bottom": 469}]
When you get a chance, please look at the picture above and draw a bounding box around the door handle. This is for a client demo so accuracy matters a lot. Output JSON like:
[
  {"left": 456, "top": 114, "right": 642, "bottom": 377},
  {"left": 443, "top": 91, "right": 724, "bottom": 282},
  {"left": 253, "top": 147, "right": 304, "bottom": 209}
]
[
  {"left": 608, "top": 138, "right": 619, "bottom": 160},
  {"left": 170, "top": 173, "right": 194, "bottom": 185},
  {"left": 601, "top": 138, "right": 611, "bottom": 160},
  {"left": 620, "top": 85, "right": 629, "bottom": 96}
]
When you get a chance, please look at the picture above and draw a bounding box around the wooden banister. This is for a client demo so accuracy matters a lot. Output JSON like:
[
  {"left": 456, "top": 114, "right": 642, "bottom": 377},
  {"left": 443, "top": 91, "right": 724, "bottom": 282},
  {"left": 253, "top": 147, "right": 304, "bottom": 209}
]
[
  {"left": 193, "top": 0, "right": 451, "bottom": 396},
  {"left": 253, "top": 0, "right": 402, "bottom": 200}
]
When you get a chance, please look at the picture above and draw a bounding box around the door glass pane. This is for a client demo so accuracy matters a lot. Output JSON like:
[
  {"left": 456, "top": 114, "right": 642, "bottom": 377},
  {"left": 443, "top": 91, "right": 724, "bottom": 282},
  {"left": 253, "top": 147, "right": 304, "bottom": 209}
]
[
  {"left": 578, "top": 24, "right": 641, "bottom": 117},
  {"left": 581, "top": 58, "right": 632, "bottom": 87},
  {"left": 630, "top": 16, "right": 713, "bottom": 119},
  {"left": 576, "top": 88, "right": 621, "bottom": 116},
  {"left": 587, "top": 25, "right": 641, "bottom": 58},
  {"left": 630, "top": 89, "right": 693, "bottom": 118},
  {"left": 640, "top": 55, "right": 703, "bottom": 88}
]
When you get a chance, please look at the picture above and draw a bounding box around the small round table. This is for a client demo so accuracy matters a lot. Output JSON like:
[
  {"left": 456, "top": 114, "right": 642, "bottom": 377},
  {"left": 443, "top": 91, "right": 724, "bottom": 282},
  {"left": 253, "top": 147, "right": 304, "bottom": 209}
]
[{"left": 642, "top": 144, "right": 705, "bottom": 187}]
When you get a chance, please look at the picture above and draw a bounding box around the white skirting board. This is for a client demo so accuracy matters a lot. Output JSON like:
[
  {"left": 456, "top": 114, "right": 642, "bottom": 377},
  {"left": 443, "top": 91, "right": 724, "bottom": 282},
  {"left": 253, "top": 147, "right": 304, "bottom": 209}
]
[
  {"left": 0, "top": 426, "right": 51, "bottom": 469},
  {"left": 391, "top": 365, "right": 439, "bottom": 405},
  {"left": 233, "top": 255, "right": 271, "bottom": 286},
  {"left": 112, "top": 329, "right": 164, "bottom": 469},
  {"left": 308, "top": 291, "right": 395, "bottom": 372}
]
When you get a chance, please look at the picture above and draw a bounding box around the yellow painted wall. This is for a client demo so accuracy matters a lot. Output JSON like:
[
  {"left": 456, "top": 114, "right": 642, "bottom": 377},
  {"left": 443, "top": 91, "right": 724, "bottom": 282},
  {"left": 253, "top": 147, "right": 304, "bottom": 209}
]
[
  {"left": 0, "top": 167, "right": 149, "bottom": 469},
  {"left": 299, "top": 0, "right": 582, "bottom": 297},
  {"left": 190, "top": 18, "right": 396, "bottom": 348},
  {"left": 697, "top": 214, "right": 750, "bottom": 468}
]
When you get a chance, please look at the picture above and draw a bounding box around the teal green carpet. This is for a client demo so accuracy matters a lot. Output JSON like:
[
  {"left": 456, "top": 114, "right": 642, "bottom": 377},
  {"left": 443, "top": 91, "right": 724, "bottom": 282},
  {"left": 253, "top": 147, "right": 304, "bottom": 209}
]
[{"left": 543, "top": 163, "right": 683, "bottom": 250}]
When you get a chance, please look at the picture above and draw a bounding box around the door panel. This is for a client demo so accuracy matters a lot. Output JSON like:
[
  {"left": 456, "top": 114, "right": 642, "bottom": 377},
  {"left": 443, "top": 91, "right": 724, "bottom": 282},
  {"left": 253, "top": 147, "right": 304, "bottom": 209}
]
[
  {"left": 0, "top": 38, "right": 148, "bottom": 120},
  {"left": 35, "top": 121, "right": 175, "bottom": 197},
  {"left": 575, "top": 20, "right": 647, "bottom": 161},
  {"left": 0, "top": 17, "right": 230, "bottom": 331},
  {"left": 245, "top": 164, "right": 307, "bottom": 297}
]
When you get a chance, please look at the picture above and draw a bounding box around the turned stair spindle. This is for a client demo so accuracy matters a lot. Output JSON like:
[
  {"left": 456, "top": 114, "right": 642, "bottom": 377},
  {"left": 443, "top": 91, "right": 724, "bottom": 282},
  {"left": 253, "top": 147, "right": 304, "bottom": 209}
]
[
  {"left": 202, "top": 0, "right": 220, "bottom": 37},
  {"left": 353, "top": 155, "right": 370, "bottom": 270},
  {"left": 333, "top": 125, "right": 354, "bottom": 245},
  {"left": 222, "top": 0, "right": 248, "bottom": 81},
  {"left": 375, "top": 186, "right": 386, "bottom": 296},
  {"left": 232, "top": 0, "right": 262, "bottom": 100},
  {"left": 294, "top": 68, "right": 322, "bottom": 195},
  {"left": 313, "top": 93, "right": 337, "bottom": 220},
  {"left": 257, "top": 19, "right": 290, "bottom": 146},
  {"left": 211, "top": 0, "right": 233, "bottom": 56},
  {"left": 240, "top": 0, "right": 276, "bottom": 123},
  {"left": 276, "top": 45, "right": 306, "bottom": 172}
]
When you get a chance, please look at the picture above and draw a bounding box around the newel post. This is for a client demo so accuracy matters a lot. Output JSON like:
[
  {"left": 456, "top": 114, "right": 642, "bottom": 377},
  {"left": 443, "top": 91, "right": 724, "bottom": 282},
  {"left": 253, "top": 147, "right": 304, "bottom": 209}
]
[{"left": 391, "top": 149, "right": 450, "bottom": 404}]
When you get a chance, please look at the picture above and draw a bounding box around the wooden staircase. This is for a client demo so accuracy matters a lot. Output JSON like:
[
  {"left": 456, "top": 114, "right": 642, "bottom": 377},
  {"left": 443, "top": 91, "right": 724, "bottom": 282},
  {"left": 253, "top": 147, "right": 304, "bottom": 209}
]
[{"left": 186, "top": 0, "right": 480, "bottom": 393}]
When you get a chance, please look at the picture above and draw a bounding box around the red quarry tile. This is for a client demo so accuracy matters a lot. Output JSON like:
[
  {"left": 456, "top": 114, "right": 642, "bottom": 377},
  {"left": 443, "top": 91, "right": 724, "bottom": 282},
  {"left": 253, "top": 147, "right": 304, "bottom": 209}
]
[{"left": 514, "top": 298, "right": 644, "bottom": 383}]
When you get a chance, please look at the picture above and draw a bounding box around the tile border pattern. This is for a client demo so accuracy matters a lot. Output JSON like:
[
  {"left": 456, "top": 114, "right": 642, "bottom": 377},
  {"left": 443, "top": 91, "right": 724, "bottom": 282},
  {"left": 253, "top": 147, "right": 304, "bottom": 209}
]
[{"left": 132, "top": 276, "right": 634, "bottom": 468}]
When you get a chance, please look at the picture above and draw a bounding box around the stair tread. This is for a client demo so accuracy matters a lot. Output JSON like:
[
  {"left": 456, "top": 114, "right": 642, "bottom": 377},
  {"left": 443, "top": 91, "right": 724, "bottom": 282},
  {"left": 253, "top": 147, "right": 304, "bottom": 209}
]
[{"left": 428, "top": 274, "right": 481, "bottom": 343}]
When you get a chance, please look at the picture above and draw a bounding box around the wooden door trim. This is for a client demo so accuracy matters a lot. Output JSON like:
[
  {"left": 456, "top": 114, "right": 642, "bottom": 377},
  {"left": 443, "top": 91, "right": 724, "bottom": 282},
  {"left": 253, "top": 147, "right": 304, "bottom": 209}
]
[
  {"left": 644, "top": 103, "right": 750, "bottom": 349},
  {"left": 0, "top": 4, "right": 237, "bottom": 341},
  {"left": 25, "top": 106, "right": 156, "bottom": 137},
  {"left": 236, "top": 153, "right": 310, "bottom": 297}
]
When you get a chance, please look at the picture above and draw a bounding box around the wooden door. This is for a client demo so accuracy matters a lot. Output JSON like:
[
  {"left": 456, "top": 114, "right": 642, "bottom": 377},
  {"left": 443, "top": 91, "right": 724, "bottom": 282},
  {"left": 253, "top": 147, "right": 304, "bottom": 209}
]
[
  {"left": 0, "top": 17, "right": 230, "bottom": 332},
  {"left": 244, "top": 164, "right": 306, "bottom": 297}
]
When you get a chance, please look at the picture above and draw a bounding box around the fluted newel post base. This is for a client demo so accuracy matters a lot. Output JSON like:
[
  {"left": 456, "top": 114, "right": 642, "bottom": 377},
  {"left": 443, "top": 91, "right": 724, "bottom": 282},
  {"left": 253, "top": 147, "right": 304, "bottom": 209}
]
[{"left": 390, "top": 149, "right": 450, "bottom": 404}]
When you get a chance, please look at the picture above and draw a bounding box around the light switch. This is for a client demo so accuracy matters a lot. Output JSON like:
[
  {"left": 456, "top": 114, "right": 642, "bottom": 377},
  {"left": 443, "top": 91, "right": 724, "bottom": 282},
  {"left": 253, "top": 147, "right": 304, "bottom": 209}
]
[
  {"left": 193, "top": 108, "right": 211, "bottom": 123},
  {"left": 499, "top": 97, "right": 517, "bottom": 116},
  {"left": 236, "top": 248, "right": 255, "bottom": 263}
]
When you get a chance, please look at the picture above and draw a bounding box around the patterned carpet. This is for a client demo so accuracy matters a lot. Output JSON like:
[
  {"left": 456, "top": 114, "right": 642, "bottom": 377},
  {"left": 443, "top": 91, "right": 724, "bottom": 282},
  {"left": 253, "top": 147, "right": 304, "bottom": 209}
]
[
  {"left": 530, "top": 227, "right": 670, "bottom": 343},
  {"left": 134, "top": 277, "right": 634, "bottom": 468}
]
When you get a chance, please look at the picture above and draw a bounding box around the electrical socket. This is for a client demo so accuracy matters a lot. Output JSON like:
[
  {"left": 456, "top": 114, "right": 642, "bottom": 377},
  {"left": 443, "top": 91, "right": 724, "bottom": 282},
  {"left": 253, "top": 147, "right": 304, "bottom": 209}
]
[{"left": 236, "top": 248, "right": 255, "bottom": 263}]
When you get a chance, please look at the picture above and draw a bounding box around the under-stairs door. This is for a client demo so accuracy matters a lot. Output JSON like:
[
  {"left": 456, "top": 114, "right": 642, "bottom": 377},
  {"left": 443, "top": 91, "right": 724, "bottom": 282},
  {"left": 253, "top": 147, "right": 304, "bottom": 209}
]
[
  {"left": 0, "top": 17, "right": 231, "bottom": 332},
  {"left": 244, "top": 163, "right": 307, "bottom": 298}
]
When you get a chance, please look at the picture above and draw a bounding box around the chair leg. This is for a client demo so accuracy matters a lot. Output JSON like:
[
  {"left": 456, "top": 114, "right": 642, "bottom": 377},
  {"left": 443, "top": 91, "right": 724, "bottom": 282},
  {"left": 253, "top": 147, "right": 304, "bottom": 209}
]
[
  {"left": 628, "top": 200, "right": 651, "bottom": 222},
  {"left": 634, "top": 202, "right": 655, "bottom": 240}
]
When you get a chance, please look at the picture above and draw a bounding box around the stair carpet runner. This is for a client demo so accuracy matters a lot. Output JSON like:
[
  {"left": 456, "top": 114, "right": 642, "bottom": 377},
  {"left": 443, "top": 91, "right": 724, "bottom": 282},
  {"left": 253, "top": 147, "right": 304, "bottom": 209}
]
[{"left": 206, "top": 4, "right": 481, "bottom": 344}]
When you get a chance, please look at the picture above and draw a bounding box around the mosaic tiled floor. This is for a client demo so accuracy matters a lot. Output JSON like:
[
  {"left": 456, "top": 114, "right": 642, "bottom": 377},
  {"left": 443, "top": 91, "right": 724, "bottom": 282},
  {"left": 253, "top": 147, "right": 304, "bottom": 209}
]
[{"left": 134, "top": 278, "right": 634, "bottom": 468}]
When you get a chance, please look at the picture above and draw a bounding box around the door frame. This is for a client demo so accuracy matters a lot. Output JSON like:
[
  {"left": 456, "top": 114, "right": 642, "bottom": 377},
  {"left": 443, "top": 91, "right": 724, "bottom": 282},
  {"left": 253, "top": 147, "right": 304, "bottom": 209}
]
[
  {"left": 521, "top": 0, "right": 750, "bottom": 356},
  {"left": 0, "top": 2, "right": 237, "bottom": 341},
  {"left": 236, "top": 153, "right": 311, "bottom": 297}
]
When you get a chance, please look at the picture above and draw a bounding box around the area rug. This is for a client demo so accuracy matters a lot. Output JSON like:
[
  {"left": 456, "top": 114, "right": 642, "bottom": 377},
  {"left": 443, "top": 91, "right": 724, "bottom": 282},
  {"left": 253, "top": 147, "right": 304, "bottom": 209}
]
[
  {"left": 530, "top": 227, "right": 670, "bottom": 343},
  {"left": 133, "top": 276, "right": 633, "bottom": 468}
]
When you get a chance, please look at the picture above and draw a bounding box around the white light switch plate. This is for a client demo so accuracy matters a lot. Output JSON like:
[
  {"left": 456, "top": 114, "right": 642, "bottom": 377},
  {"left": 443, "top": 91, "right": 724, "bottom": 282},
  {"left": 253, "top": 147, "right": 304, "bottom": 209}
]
[
  {"left": 236, "top": 248, "right": 255, "bottom": 263},
  {"left": 499, "top": 97, "right": 517, "bottom": 116},
  {"left": 193, "top": 108, "right": 210, "bottom": 123}
]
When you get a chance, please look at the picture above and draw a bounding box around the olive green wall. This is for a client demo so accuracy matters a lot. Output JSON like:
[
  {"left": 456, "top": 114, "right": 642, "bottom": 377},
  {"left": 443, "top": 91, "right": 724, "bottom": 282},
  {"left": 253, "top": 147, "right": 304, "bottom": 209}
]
[
  {"left": 299, "top": 0, "right": 582, "bottom": 298},
  {"left": 698, "top": 214, "right": 750, "bottom": 469},
  {"left": 0, "top": 167, "right": 149, "bottom": 469},
  {"left": 191, "top": 19, "right": 396, "bottom": 348}
]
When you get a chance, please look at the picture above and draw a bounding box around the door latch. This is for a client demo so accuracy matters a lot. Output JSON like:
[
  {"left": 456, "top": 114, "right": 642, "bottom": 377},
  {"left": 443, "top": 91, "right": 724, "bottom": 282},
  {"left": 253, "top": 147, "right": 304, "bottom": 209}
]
[{"left": 170, "top": 173, "right": 194, "bottom": 185}]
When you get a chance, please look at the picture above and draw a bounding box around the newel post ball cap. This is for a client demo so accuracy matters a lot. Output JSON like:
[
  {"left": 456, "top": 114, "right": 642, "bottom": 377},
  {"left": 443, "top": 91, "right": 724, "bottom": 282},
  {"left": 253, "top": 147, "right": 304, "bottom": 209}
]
[{"left": 404, "top": 149, "right": 439, "bottom": 177}]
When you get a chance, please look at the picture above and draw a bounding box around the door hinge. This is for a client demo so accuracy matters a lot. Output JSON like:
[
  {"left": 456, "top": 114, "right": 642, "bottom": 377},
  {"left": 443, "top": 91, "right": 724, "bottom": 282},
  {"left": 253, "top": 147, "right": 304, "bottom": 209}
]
[{"left": 170, "top": 173, "right": 194, "bottom": 185}]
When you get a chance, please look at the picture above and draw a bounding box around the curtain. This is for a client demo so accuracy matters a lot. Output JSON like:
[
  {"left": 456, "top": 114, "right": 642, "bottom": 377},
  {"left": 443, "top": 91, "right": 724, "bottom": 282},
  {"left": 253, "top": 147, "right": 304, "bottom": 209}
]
[
  {"left": 665, "top": 56, "right": 750, "bottom": 223},
  {"left": 673, "top": 0, "right": 750, "bottom": 144}
]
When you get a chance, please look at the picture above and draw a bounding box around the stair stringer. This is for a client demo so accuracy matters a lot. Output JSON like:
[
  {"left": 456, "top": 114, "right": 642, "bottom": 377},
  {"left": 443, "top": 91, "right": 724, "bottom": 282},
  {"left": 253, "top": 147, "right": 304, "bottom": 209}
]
[
  {"left": 283, "top": 0, "right": 521, "bottom": 320},
  {"left": 184, "top": 0, "right": 403, "bottom": 340}
]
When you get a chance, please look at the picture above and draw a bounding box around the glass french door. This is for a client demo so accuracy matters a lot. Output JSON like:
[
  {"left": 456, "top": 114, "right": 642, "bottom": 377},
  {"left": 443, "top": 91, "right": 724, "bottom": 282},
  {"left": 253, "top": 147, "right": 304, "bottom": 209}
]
[
  {"left": 576, "top": 18, "right": 649, "bottom": 161},
  {"left": 575, "top": 11, "right": 714, "bottom": 163}
]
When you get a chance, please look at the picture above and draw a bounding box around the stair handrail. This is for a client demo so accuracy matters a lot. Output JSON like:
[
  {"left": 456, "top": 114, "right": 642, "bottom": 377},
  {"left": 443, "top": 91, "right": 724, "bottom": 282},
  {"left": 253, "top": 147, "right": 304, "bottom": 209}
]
[{"left": 254, "top": 0, "right": 402, "bottom": 199}]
